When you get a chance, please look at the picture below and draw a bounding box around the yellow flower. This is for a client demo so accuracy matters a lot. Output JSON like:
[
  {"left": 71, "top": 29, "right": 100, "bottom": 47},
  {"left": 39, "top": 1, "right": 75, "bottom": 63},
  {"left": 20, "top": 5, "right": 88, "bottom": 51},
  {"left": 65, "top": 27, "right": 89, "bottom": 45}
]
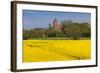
[{"left": 23, "top": 40, "right": 91, "bottom": 62}]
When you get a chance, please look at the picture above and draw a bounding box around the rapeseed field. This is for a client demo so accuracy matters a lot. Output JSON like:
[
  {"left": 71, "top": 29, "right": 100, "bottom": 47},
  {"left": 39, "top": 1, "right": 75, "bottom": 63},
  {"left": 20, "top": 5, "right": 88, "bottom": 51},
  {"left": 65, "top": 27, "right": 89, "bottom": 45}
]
[{"left": 23, "top": 40, "right": 91, "bottom": 62}]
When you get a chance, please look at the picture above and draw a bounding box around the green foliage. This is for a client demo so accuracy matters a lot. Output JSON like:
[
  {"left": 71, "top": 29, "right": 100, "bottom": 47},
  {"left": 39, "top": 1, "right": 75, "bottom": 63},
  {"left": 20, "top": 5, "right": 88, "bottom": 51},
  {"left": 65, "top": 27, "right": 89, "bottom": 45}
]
[
  {"left": 23, "top": 20, "right": 90, "bottom": 40},
  {"left": 46, "top": 29, "right": 56, "bottom": 37},
  {"left": 55, "top": 31, "right": 66, "bottom": 37},
  {"left": 61, "top": 21, "right": 90, "bottom": 40},
  {"left": 32, "top": 28, "right": 46, "bottom": 38},
  {"left": 23, "top": 30, "right": 30, "bottom": 40},
  {"left": 48, "top": 24, "right": 52, "bottom": 29}
]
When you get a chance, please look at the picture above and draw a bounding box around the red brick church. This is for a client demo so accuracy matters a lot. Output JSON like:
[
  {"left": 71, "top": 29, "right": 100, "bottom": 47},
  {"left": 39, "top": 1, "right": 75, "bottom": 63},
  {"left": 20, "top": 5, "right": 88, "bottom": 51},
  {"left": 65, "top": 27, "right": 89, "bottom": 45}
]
[{"left": 53, "top": 18, "right": 62, "bottom": 31}]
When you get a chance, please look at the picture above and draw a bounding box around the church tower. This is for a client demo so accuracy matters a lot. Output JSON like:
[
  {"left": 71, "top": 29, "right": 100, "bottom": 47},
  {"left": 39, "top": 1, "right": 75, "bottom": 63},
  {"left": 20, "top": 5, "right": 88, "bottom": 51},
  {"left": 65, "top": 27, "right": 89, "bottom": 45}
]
[{"left": 53, "top": 18, "right": 62, "bottom": 31}]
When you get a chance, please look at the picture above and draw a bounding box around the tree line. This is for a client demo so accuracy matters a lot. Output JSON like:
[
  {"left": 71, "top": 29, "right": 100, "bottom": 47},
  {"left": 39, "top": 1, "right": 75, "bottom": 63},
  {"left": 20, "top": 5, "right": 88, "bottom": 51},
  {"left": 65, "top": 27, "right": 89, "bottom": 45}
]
[{"left": 23, "top": 20, "right": 90, "bottom": 40}]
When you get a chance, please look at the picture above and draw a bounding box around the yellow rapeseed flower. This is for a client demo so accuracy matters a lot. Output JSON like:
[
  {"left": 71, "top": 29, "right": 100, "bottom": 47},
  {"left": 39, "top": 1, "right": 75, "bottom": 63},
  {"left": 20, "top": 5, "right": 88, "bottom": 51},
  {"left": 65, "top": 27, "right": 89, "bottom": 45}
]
[{"left": 23, "top": 40, "right": 91, "bottom": 62}]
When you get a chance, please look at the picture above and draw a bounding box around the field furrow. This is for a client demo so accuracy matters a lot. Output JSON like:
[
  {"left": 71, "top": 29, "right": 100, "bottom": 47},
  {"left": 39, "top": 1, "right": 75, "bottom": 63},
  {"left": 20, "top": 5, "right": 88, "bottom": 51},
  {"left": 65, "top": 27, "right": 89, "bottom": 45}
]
[{"left": 23, "top": 40, "right": 90, "bottom": 62}]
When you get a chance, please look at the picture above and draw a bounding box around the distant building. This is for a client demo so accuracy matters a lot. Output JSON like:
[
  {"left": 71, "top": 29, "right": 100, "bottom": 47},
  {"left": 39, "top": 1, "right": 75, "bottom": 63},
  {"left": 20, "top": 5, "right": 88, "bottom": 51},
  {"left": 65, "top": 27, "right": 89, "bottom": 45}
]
[{"left": 53, "top": 18, "right": 62, "bottom": 31}]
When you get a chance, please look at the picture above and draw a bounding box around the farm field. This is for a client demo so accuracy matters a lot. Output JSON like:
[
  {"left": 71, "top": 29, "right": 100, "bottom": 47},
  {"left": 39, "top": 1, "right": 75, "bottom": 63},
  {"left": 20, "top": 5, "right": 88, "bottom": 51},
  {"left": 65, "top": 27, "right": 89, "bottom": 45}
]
[{"left": 23, "top": 40, "right": 91, "bottom": 63}]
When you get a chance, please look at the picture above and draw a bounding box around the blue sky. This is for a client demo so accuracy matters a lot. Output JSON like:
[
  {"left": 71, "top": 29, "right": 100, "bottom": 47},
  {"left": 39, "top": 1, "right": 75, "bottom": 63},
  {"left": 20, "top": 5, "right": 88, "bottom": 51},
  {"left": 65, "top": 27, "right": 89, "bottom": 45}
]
[{"left": 23, "top": 10, "right": 91, "bottom": 29}]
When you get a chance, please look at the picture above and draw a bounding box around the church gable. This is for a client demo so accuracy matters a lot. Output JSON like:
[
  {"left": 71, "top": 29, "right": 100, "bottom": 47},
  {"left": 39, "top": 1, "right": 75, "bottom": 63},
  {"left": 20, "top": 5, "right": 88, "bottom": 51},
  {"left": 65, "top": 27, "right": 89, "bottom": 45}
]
[{"left": 52, "top": 19, "right": 62, "bottom": 31}]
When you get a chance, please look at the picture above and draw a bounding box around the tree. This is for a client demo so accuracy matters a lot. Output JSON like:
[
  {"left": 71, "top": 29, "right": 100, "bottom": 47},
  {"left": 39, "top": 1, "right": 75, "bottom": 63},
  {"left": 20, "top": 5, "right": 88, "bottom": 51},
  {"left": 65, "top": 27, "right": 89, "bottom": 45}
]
[
  {"left": 23, "top": 30, "right": 30, "bottom": 40},
  {"left": 55, "top": 31, "right": 65, "bottom": 37},
  {"left": 30, "top": 28, "right": 46, "bottom": 38},
  {"left": 62, "top": 23, "right": 81, "bottom": 40},
  {"left": 46, "top": 28, "right": 56, "bottom": 37},
  {"left": 80, "top": 23, "right": 91, "bottom": 37},
  {"left": 23, "top": 20, "right": 90, "bottom": 40},
  {"left": 48, "top": 24, "right": 52, "bottom": 29}
]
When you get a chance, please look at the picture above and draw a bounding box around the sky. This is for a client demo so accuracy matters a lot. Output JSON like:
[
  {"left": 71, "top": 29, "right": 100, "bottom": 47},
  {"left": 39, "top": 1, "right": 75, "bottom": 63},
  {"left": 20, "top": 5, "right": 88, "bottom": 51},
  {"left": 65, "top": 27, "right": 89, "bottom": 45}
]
[{"left": 23, "top": 10, "right": 91, "bottom": 29}]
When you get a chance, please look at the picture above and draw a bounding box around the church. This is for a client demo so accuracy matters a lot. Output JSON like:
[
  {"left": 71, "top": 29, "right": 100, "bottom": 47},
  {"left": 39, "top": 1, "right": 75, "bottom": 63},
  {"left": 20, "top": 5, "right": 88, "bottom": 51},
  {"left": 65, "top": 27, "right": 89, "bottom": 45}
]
[{"left": 52, "top": 18, "right": 63, "bottom": 31}]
